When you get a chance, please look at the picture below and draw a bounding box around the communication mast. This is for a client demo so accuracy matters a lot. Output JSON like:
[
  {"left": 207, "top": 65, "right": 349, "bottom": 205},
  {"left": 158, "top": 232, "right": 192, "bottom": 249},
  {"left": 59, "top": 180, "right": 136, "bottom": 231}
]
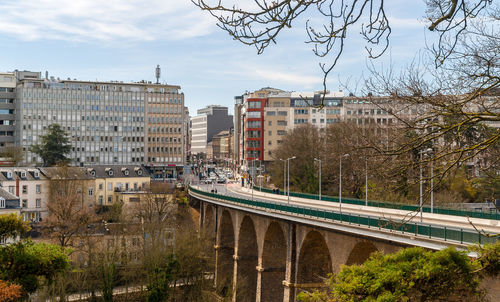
[{"left": 155, "top": 65, "right": 161, "bottom": 84}]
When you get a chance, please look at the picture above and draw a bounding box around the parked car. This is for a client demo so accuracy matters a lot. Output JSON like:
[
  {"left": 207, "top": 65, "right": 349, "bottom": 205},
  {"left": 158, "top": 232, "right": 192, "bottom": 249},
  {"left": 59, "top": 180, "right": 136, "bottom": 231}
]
[
  {"left": 217, "top": 177, "right": 226, "bottom": 184},
  {"left": 204, "top": 178, "right": 213, "bottom": 184}
]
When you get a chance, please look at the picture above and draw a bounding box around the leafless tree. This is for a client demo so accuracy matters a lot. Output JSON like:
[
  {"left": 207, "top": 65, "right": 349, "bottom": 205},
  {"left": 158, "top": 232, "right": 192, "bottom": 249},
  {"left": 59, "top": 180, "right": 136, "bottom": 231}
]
[
  {"left": 193, "top": 0, "right": 493, "bottom": 106},
  {"left": 42, "top": 166, "right": 97, "bottom": 247}
]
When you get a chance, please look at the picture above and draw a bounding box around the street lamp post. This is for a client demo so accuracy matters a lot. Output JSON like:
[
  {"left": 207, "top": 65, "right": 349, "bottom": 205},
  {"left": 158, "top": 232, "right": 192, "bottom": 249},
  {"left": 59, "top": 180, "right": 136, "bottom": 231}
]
[
  {"left": 314, "top": 158, "right": 322, "bottom": 200},
  {"left": 365, "top": 157, "right": 368, "bottom": 207},
  {"left": 339, "top": 154, "right": 349, "bottom": 214},
  {"left": 419, "top": 148, "right": 433, "bottom": 221},
  {"left": 279, "top": 158, "right": 286, "bottom": 195},
  {"left": 287, "top": 156, "right": 296, "bottom": 203},
  {"left": 251, "top": 159, "right": 256, "bottom": 201}
]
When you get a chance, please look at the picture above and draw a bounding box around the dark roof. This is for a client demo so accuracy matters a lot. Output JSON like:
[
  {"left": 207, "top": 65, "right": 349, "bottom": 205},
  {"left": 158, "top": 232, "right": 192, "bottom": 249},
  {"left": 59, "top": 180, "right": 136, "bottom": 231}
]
[
  {"left": 0, "top": 168, "right": 45, "bottom": 181},
  {"left": 0, "top": 187, "right": 19, "bottom": 201},
  {"left": 38, "top": 167, "right": 93, "bottom": 180},
  {"left": 86, "top": 165, "right": 150, "bottom": 178}
]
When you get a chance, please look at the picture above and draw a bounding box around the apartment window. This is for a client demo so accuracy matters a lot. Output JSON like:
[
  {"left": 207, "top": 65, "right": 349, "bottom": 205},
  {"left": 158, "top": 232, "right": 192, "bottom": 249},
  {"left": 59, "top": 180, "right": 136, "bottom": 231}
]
[
  {"left": 312, "top": 119, "right": 316, "bottom": 123},
  {"left": 88, "top": 188, "right": 94, "bottom": 196},
  {"left": 268, "top": 131, "right": 272, "bottom": 136},
  {"left": 36, "top": 184, "right": 41, "bottom": 194},
  {"left": 247, "top": 121, "right": 261, "bottom": 128},
  {"left": 277, "top": 120, "right": 287, "bottom": 126},
  {"left": 268, "top": 121, "right": 272, "bottom": 126},
  {"left": 108, "top": 183, "right": 113, "bottom": 191},
  {"left": 98, "top": 196, "right": 103, "bottom": 204},
  {"left": 99, "top": 183, "right": 103, "bottom": 190},
  {"left": 36, "top": 199, "right": 41, "bottom": 208},
  {"left": 8, "top": 186, "right": 14, "bottom": 194},
  {"left": 294, "top": 109, "right": 308, "bottom": 115},
  {"left": 22, "top": 199, "right": 27, "bottom": 208},
  {"left": 247, "top": 101, "right": 261, "bottom": 108},
  {"left": 277, "top": 111, "right": 287, "bottom": 116},
  {"left": 312, "top": 109, "right": 316, "bottom": 113},
  {"left": 266, "top": 111, "right": 276, "bottom": 116},
  {"left": 277, "top": 130, "right": 286, "bottom": 136},
  {"left": 268, "top": 141, "right": 272, "bottom": 145},
  {"left": 0, "top": 197, "right": 4, "bottom": 208},
  {"left": 247, "top": 111, "right": 261, "bottom": 118},
  {"left": 108, "top": 196, "right": 112, "bottom": 203},
  {"left": 22, "top": 185, "right": 27, "bottom": 194}
]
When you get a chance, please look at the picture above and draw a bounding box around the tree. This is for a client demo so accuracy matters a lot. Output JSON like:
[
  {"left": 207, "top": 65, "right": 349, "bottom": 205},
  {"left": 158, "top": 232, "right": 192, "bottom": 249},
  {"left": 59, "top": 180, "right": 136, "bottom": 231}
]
[
  {"left": 297, "top": 242, "right": 500, "bottom": 302},
  {"left": 30, "top": 123, "right": 72, "bottom": 166},
  {"left": 0, "top": 214, "right": 70, "bottom": 297},
  {"left": 0, "top": 214, "right": 30, "bottom": 243},
  {"left": 43, "top": 166, "right": 97, "bottom": 247},
  {"left": 362, "top": 8, "right": 500, "bottom": 188},
  {"left": 193, "top": 0, "right": 493, "bottom": 105},
  {"left": 0, "top": 241, "right": 70, "bottom": 296},
  {"left": 0, "top": 280, "right": 22, "bottom": 302},
  {"left": 0, "top": 146, "right": 24, "bottom": 166}
]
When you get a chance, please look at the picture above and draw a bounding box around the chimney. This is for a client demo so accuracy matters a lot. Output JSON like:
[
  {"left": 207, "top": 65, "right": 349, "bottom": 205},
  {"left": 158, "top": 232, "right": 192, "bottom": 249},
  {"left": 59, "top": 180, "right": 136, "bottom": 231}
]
[{"left": 16, "top": 177, "right": 19, "bottom": 197}]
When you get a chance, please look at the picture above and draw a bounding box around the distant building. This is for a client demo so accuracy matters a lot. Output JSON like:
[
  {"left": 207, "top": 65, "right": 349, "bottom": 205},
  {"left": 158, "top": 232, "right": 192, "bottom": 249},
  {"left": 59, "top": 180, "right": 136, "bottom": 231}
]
[
  {"left": 190, "top": 105, "right": 233, "bottom": 157},
  {"left": 212, "top": 129, "right": 233, "bottom": 165},
  {"left": 4, "top": 68, "right": 185, "bottom": 177},
  {"left": 0, "top": 168, "right": 48, "bottom": 223},
  {"left": 0, "top": 72, "right": 16, "bottom": 147}
]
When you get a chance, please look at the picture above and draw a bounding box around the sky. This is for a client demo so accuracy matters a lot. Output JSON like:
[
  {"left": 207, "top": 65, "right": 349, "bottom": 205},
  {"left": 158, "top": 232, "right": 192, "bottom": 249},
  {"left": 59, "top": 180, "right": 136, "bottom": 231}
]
[{"left": 0, "top": 0, "right": 435, "bottom": 115}]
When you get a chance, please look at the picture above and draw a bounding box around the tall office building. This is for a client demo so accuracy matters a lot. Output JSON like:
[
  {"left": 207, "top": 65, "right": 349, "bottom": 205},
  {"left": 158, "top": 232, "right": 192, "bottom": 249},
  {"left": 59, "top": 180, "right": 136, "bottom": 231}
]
[
  {"left": 11, "top": 70, "right": 185, "bottom": 177},
  {"left": 190, "top": 105, "right": 233, "bottom": 158},
  {"left": 0, "top": 72, "right": 16, "bottom": 147}
]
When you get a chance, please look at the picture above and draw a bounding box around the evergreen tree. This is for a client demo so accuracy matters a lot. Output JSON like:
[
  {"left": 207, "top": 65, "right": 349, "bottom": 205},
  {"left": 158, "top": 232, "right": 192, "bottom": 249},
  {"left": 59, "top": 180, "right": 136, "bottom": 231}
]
[{"left": 30, "top": 124, "right": 72, "bottom": 166}]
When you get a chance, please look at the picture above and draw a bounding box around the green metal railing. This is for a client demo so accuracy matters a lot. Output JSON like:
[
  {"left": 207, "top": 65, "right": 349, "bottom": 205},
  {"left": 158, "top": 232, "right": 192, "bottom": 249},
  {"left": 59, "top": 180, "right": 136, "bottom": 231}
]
[
  {"left": 190, "top": 186, "right": 498, "bottom": 245},
  {"left": 253, "top": 186, "right": 500, "bottom": 221}
]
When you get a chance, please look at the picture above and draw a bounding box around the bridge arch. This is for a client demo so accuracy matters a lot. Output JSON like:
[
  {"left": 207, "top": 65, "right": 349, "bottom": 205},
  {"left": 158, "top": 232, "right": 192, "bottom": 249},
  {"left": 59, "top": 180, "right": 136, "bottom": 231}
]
[
  {"left": 297, "top": 231, "right": 333, "bottom": 287},
  {"left": 261, "top": 221, "right": 287, "bottom": 302},
  {"left": 236, "top": 215, "right": 258, "bottom": 302},
  {"left": 216, "top": 209, "right": 235, "bottom": 298},
  {"left": 345, "top": 241, "right": 378, "bottom": 265}
]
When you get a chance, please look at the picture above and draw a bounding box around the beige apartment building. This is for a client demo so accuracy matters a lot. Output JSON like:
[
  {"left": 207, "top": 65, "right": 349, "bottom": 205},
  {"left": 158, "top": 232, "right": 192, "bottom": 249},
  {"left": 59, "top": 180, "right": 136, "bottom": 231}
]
[
  {"left": 88, "top": 165, "right": 151, "bottom": 206},
  {"left": 0, "top": 168, "right": 49, "bottom": 223},
  {"left": 262, "top": 91, "right": 344, "bottom": 161}
]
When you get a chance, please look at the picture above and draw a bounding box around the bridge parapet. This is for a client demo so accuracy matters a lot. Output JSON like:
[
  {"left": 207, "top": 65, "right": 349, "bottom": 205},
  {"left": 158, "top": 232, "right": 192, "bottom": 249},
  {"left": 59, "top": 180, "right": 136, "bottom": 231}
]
[{"left": 189, "top": 186, "right": 498, "bottom": 247}]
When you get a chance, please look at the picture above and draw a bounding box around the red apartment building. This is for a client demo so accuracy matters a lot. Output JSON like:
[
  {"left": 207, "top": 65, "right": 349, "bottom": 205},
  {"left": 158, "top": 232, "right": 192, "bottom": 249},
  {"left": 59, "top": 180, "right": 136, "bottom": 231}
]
[{"left": 244, "top": 98, "right": 267, "bottom": 161}]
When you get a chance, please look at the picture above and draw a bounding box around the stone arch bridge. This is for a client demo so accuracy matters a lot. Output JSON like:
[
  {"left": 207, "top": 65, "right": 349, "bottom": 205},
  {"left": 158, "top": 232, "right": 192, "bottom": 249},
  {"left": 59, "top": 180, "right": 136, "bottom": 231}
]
[{"left": 189, "top": 186, "right": 497, "bottom": 302}]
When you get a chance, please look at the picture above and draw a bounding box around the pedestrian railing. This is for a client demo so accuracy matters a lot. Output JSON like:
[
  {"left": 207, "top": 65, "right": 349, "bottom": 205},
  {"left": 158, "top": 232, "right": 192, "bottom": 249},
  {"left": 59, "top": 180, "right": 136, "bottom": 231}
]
[
  {"left": 253, "top": 186, "right": 500, "bottom": 221},
  {"left": 190, "top": 186, "right": 498, "bottom": 245}
]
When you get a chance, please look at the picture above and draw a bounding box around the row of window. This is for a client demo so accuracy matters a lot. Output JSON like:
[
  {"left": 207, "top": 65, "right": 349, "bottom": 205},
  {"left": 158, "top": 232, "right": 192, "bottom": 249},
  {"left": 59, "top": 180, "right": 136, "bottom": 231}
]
[
  {"left": 247, "top": 111, "right": 261, "bottom": 118},
  {"left": 148, "top": 146, "right": 181, "bottom": 153},
  {"left": 23, "top": 103, "right": 145, "bottom": 113},
  {"left": 73, "top": 146, "right": 145, "bottom": 152},
  {"left": 267, "top": 120, "right": 287, "bottom": 126},
  {"left": 148, "top": 106, "right": 182, "bottom": 114},
  {"left": 148, "top": 117, "right": 183, "bottom": 124},
  {"left": 268, "top": 130, "right": 287, "bottom": 136},
  {"left": 247, "top": 121, "right": 261, "bottom": 128},
  {"left": 266, "top": 111, "right": 288, "bottom": 116},
  {"left": 6, "top": 184, "right": 43, "bottom": 195},
  {"left": 22, "top": 114, "right": 144, "bottom": 123},
  {"left": 148, "top": 136, "right": 182, "bottom": 143},
  {"left": 294, "top": 109, "right": 308, "bottom": 115}
]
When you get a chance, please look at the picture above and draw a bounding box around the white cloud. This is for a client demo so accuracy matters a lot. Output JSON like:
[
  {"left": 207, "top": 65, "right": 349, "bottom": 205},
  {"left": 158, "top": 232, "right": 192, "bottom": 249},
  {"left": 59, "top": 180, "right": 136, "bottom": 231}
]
[{"left": 0, "top": 0, "right": 215, "bottom": 42}]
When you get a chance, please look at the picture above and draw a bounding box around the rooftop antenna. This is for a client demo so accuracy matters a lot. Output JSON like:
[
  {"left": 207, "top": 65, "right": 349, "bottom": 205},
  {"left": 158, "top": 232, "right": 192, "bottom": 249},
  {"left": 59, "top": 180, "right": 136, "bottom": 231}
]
[{"left": 155, "top": 65, "right": 161, "bottom": 84}]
